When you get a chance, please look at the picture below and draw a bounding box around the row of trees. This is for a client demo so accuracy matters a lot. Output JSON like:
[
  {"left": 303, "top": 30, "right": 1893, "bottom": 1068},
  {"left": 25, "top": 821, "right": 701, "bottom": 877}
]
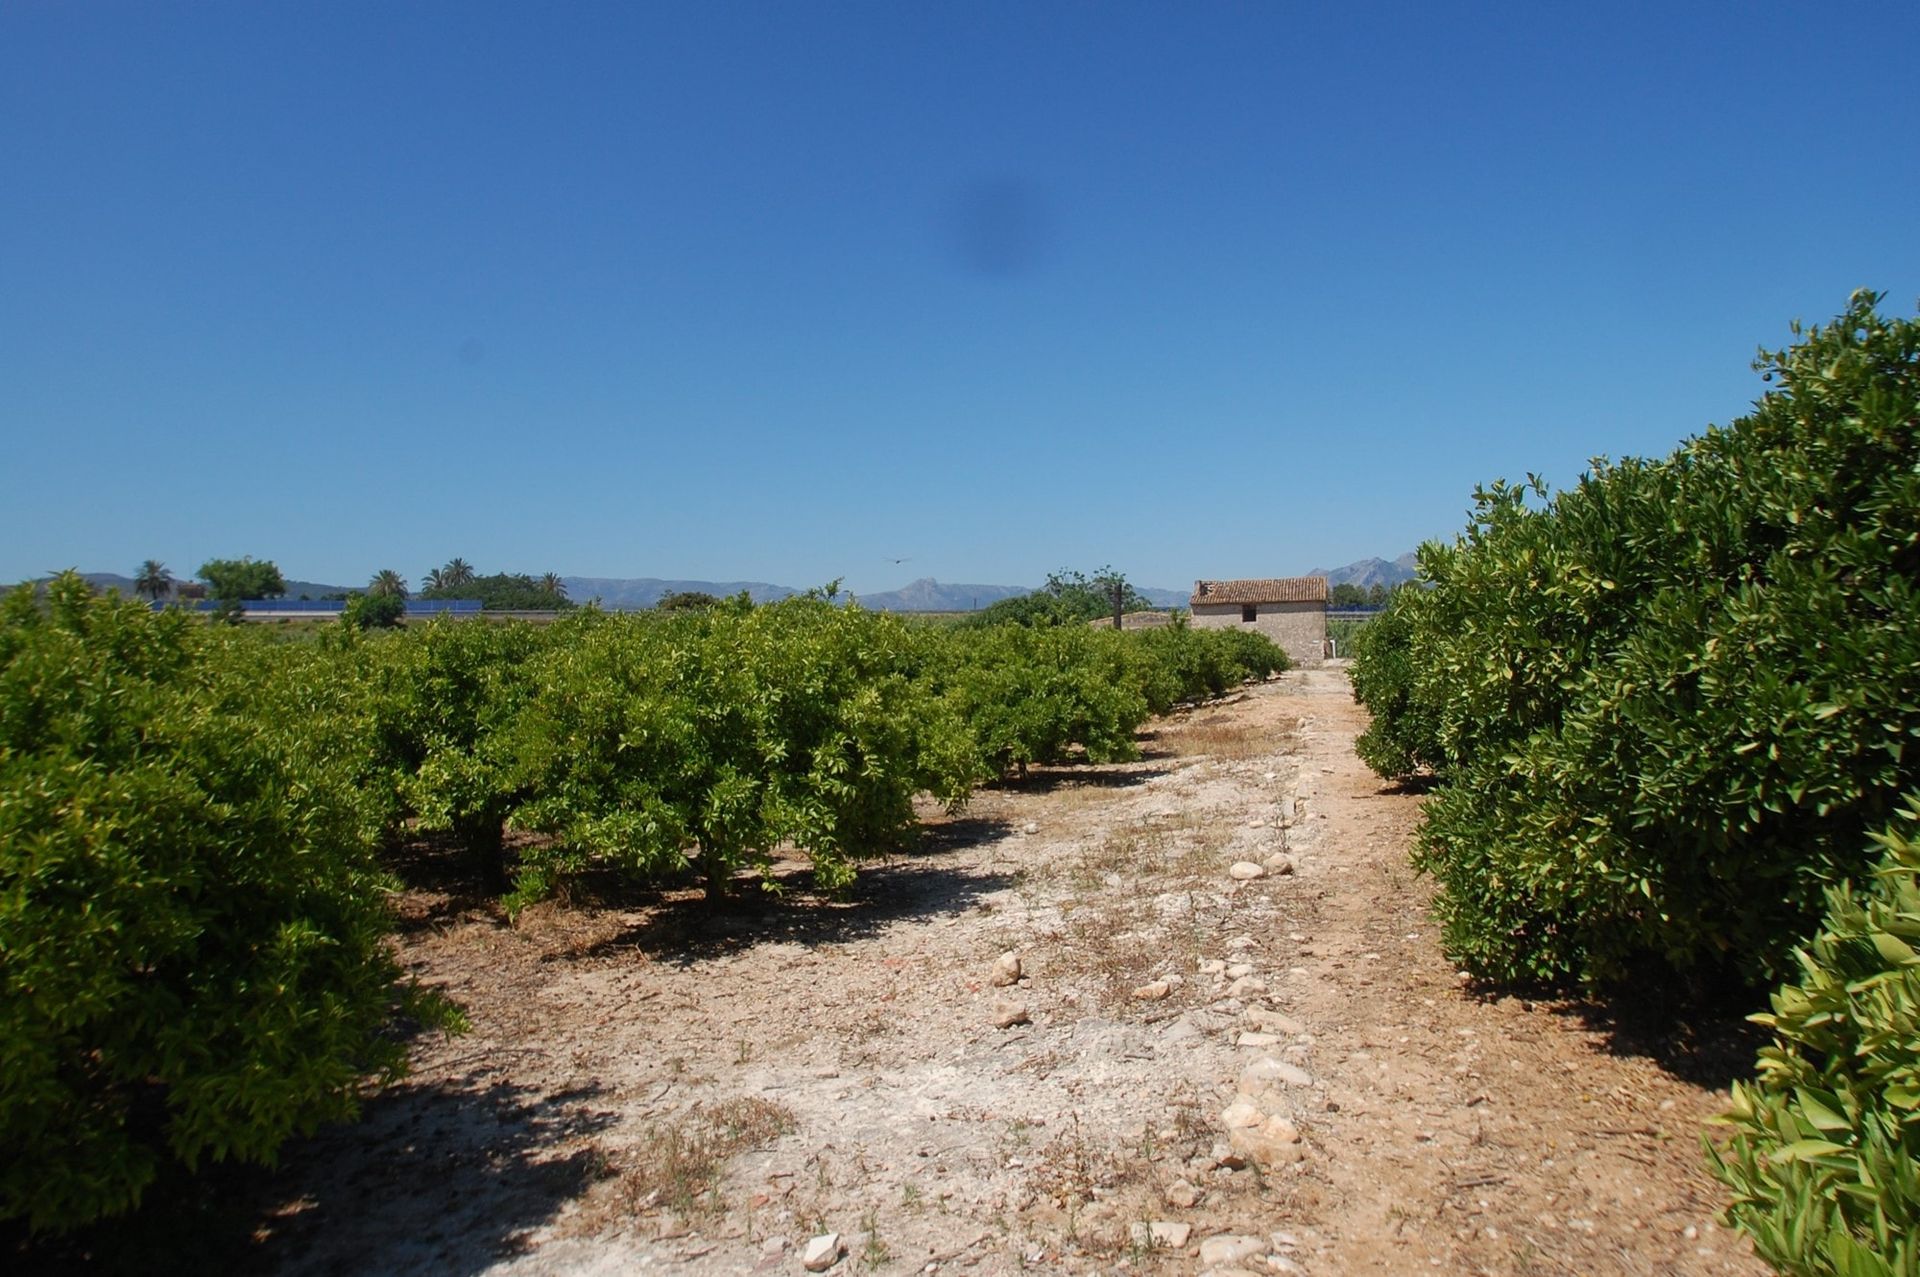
[
  {"left": 3, "top": 579, "right": 1288, "bottom": 1231},
  {"left": 125, "top": 558, "right": 572, "bottom": 610},
  {"left": 1348, "top": 293, "right": 1920, "bottom": 1277}
]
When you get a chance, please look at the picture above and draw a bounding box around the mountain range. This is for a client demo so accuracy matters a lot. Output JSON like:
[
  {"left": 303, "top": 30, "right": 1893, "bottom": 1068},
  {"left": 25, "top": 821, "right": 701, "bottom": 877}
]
[
  {"left": 1305, "top": 553, "right": 1420, "bottom": 589},
  {"left": 57, "top": 556, "right": 1413, "bottom": 611}
]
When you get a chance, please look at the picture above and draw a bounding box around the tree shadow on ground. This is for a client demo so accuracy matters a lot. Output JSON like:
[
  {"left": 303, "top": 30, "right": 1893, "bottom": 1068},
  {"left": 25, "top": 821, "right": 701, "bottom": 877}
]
[
  {"left": 5, "top": 1076, "right": 617, "bottom": 1277},
  {"left": 1464, "top": 970, "right": 1767, "bottom": 1091},
  {"left": 571, "top": 816, "right": 1021, "bottom": 964},
  {"left": 986, "top": 761, "right": 1171, "bottom": 794},
  {"left": 1549, "top": 976, "right": 1769, "bottom": 1092},
  {"left": 257, "top": 1075, "right": 618, "bottom": 1276}
]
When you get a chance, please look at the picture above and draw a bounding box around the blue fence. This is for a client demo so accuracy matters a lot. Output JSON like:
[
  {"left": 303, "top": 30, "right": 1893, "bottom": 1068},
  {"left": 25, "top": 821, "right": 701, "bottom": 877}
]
[{"left": 162, "top": 598, "right": 485, "bottom": 615}]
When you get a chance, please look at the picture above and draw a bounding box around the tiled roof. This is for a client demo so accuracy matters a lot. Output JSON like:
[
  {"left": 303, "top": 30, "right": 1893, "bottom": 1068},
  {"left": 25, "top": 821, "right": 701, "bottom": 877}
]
[{"left": 1190, "top": 577, "right": 1329, "bottom": 606}]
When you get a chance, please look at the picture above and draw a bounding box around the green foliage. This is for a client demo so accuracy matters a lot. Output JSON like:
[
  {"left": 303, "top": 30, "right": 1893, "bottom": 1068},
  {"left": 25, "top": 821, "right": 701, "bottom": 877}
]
[
  {"left": 0, "top": 574, "right": 455, "bottom": 1232},
  {"left": 508, "top": 602, "right": 974, "bottom": 902},
  {"left": 341, "top": 591, "right": 405, "bottom": 630},
  {"left": 367, "top": 569, "right": 408, "bottom": 598},
  {"left": 657, "top": 590, "right": 724, "bottom": 612},
  {"left": 931, "top": 624, "right": 1152, "bottom": 773},
  {"left": 1328, "top": 581, "right": 1397, "bottom": 608},
  {"left": 965, "top": 567, "right": 1151, "bottom": 629},
  {"left": 195, "top": 556, "right": 286, "bottom": 601},
  {"left": 374, "top": 618, "right": 552, "bottom": 890},
  {"left": 133, "top": 559, "right": 172, "bottom": 602},
  {"left": 419, "top": 571, "right": 572, "bottom": 611},
  {"left": 1709, "top": 798, "right": 1920, "bottom": 1277},
  {"left": 1349, "top": 293, "right": 1920, "bottom": 988},
  {"left": 1349, "top": 585, "right": 1444, "bottom": 778}
]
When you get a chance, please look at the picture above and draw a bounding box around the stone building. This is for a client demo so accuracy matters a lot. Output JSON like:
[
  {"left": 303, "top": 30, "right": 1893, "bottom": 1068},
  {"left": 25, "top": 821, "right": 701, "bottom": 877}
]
[{"left": 1189, "top": 577, "right": 1328, "bottom": 667}]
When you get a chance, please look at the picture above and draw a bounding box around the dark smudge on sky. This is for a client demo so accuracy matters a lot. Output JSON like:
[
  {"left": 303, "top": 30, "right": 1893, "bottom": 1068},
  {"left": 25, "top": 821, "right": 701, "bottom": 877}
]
[{"left": 945, "top": 178, "right": 1054, "bottom": 279}]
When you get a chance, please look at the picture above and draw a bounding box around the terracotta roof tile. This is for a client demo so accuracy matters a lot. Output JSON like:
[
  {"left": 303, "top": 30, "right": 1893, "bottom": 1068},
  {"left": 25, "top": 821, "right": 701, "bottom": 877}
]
[{"left": 1190, "top": 577, "right": 1329, "bottom": 606}]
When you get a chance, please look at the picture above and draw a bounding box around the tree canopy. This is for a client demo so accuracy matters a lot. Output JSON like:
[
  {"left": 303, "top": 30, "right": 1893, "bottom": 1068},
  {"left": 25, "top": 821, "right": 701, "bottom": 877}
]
[
  {"left": 965, "top": 567, "right": 1151, "bottom": 628},
  {"left": 197, "top": 557, "right": 286, "bottom": 601}
]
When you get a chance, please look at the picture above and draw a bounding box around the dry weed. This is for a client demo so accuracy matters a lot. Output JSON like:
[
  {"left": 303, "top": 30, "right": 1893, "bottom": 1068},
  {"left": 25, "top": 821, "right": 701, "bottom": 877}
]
[{"left": 589, "top": 1097, "right": 797, "bottom": 1225}]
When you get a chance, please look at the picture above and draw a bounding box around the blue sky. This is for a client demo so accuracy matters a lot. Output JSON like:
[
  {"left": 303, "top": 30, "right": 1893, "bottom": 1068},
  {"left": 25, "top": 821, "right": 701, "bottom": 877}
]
[{"left": 4, "top": 1, "right": 1916, "bottom": 594}]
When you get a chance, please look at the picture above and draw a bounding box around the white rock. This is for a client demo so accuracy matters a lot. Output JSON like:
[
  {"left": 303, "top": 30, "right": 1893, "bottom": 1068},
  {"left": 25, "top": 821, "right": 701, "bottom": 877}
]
[
  {"left": 1244, "top": 1009, "right": 1304, "bottom": 1036},
  {"left": 1227, "top": 935, "right": 1256, "bottom": 951},
  {"left": 1161, "top": 1017, "right": 1204, "bottom": 1045},
  {"left": 1228, "top": 861, "right": 1267, "bottom": 881},
  {"left": 1239, "top": 1056, "right": 1313, "bottom": 1102},
  {"left": 1021, "top": 821, "right": 1039, "bottom": 835},
  {"left": 1220, "top": 1099, "right": 1265, "bottom": 1129},
  {"left": 1149, "top": 1221, "right": 1192, "bottom": 1248},
  {"left": 1264, "top": 854, "right": 1296, "bottom": 875},
  {"left": 1227, "top": 976, "right": 1269, "bottom": 998},
  {"left": 1236, "top": 1032, "right": 1282, "bottom": 1048},
  {"left": 1229, "top": 1125, "right": 1304, "bottom": 1168},
  {"left": 991, "top": 998, "right": 1031, "bottom": 1029},
  {"left": 762, "top": 1236, "right": 790, "bottom": 1255},
  {"left": 801, "top": 1233, "right": 843, "bottom": 1272},
  {"left": 1164, "top": 972, "right": 1184, "bottom": 987},
  {"left": 1165, "top": 1180, "right": 1203, "bottom": 1208},
  {"left": 1198, "top": 1234, "right": 1267, "bottom": 1266},
  {"left": 1225, "top": 962, "right": 1255, "bottom": 979},
  {"left": 1198, "top": 959, "right": 1227, "bottom": 976},
  {"left": 989, "top": 951, "right": 1022, "bottom": 987},
  {"left": 1132, "top": 979, "right": 1172, "bottom": 1001}
]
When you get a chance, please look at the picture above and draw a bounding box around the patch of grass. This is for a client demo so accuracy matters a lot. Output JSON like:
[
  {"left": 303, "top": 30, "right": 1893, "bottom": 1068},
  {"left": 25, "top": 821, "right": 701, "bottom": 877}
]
[
  {"left": 1158, "top": 712, "right": 1296, "bottom": 760},
  {"left": 599, "top": 1097, "right": 797, "bottom": 1221}
]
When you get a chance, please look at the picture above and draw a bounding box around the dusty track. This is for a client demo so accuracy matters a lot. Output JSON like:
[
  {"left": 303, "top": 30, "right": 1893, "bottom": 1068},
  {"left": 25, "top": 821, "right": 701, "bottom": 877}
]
[{"left": 253, "top": 667, "right": 1766, "bottom": 1276}]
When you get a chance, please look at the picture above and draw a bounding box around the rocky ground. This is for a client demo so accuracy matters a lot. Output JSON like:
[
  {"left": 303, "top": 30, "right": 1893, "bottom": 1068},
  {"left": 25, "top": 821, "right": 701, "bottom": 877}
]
[{"left": 249, "top": 666, "right": 1769, "bottom": 1276}]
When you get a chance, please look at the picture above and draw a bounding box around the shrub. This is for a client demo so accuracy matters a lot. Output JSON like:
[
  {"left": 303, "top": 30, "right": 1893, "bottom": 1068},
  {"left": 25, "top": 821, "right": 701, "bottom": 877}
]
[
  {"left": 1350, "top": 293, "right": 1920, "bottom": 988},
  {"left": 507, "top": 602, "right": 974, "bottom": 901},
  {"left": 341, "top": 591, "right": 405, "bottom": 630},
  {"left": 0, "top": 575, "right": 455, "bottom": 1232},
  {"left": 1709, "top": 798, "right": 1920, "bottom": 1276}
]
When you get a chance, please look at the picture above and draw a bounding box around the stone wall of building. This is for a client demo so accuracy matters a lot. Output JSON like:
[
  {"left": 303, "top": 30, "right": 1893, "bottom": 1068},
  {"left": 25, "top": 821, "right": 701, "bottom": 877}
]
[{"left": 1190, "top": 600, "right": 1326, "bottom": 668}]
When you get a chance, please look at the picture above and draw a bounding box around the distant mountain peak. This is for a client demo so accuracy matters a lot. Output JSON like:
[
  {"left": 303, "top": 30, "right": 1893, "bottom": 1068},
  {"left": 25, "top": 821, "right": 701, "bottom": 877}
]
[{"left": 1305, "top": 554, "right": 1420, "bottom": 589}]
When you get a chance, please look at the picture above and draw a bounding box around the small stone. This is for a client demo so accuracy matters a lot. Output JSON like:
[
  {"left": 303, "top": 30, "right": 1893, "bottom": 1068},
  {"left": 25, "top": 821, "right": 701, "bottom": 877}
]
[
  {"left": 801, "top": 1233, "right": 843, "bottom": 1272},
  {"left": 1148, "top": 1221, "right": 1192, "bottom": 1248},
  {"left": 1226, "top": 935, "right": 1256, "bottom": 951},
  {"left": 1264, "top": 854, "right": 1296, "bottom": 875},
  {"left": 1239, "top": 1056, "right": 1313, "bottom": 1102},
  {"left": 1236, "top": 1032, "right": 1282, "bottom": 1048},
  {"left": 762, "top": 1236, "right": 790, "bottom": 1255},
  {"left": 1225, "top": 962, "right": 1255, "bottom": 979},
  {"left": 1269, "top": 1231, "right": 1300, "bottom": 1249},
  {"left": 1244, "top": 1009, "right": 1304, "bottom": 1036},
  {"left": 1227, "top": 976, "right": 1269, "bottom": 998},
  {"left": 990, "top": 952, "right": 1022, "bottom": 987},
  {"left": 1220, "top": 1100, "right": 1265, "bottom": 1129},
  {"left": 1164, "top": 972, "right": 1184, "bottom": 987},
  {"left": 1228, "top": 861, "right": 1267, "bottom": 881},
  {"left": 1021, "top": 821, "right": 1039, "bottom": 835},
  {"left": 991, "top": 999, "right": 1031, "bottom": 1029},
  {"left": 1198, "top": 1234, "right": 1267, "bottom": 1266},
  {"left": 1132, "top": 979, "right": 1173, "bottom": 1001},
  {"left": 1198, "top": 959, "right": 1227, "bottom": 976},
  {"left": 1165, "top": 1180, "right": 1203, "bottom": 1209}
]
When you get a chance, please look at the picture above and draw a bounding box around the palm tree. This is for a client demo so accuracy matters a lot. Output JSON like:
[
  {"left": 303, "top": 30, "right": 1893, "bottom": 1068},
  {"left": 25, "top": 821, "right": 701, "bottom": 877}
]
[
  {"left": 368, "top": 569, "right": 408, "bottom": 598},
  {"left": 134, "top": 560, "right": 173, "bottom": 602},
  {"left": 540, "top": 572, "right": 567, "bottom": 601},
  {"left": 423, "top": 567, "right": 447, "bottom": 592},
  {"left": 441, "top": 558, "right": 476, "bottom": 589}
]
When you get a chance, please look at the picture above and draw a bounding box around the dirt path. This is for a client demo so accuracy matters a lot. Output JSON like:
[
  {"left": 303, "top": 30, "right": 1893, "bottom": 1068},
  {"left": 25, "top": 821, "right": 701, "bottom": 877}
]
[{"left": 256, "top": 667, "right": 1768, "bottom": 1276}]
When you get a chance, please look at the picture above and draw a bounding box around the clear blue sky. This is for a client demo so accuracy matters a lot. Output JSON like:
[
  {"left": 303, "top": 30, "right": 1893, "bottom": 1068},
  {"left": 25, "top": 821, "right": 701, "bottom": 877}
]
[{"left": 5, "top": 1, "right": 1917, "bottom": 593}]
